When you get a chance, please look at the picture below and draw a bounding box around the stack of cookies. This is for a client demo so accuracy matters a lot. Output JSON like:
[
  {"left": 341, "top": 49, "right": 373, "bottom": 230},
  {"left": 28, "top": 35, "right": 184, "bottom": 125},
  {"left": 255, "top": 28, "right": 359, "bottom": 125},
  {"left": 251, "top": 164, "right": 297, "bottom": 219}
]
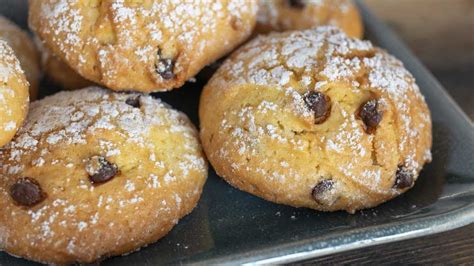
[{"left": 0, "top": 0, "right": 431, "bottom": 264}]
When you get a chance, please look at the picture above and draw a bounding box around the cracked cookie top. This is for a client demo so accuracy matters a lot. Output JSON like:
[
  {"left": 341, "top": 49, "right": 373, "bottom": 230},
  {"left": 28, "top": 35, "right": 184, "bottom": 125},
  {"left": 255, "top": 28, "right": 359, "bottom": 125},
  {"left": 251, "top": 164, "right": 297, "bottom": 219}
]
[
  {"left": 29, "top": 0, "right": 258, "bottom": 92},
  {"left": 200, "top": 27, "right": 432, "bottom": 212},
  {"left": 0, "top": 87, "right": 207, "bottom": 263}
]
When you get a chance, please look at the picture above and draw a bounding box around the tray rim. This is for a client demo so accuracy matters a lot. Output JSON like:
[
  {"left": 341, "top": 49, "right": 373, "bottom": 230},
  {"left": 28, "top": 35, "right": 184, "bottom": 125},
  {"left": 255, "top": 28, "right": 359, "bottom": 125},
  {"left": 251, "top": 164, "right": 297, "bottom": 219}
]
[
  {"left": 205, "top": 199, "right": 474, "bottom": 265},
  {"left": 189, "top": 1, "right": 474, "bottom": 264}
]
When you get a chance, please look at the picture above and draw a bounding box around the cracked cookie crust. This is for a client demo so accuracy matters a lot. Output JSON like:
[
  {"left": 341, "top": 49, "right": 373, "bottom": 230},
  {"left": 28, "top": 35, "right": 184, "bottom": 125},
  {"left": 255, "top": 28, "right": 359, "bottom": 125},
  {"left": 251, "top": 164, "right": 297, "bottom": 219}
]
[
  {"left": 29, "top": 0, "right": 258, "bottom": 92},
  {"left": 0, "top": 87, "right": 208, "bottom": 264},
  {"left": 199, "top": 27, "right": 432, "bottom": 213}
]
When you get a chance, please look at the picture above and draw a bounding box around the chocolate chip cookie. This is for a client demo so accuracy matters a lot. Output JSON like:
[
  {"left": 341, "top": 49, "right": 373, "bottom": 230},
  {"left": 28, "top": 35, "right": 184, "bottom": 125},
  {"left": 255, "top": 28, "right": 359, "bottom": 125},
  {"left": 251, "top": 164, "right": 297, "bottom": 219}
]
[
  {"left": 199, "top": 27, "right": 432, "bottom": 213},
  {"left": 29, "top": 0, "right": 258, "bottom": 92},
  {"left": 256, "top": 0, "right": 363, "bottom": 38},
  {"left": 0, "top": 87, "right": 208, "bottom": 264},
  {"left": 0, "top": 40, "right": 29, "bottom": 147}
]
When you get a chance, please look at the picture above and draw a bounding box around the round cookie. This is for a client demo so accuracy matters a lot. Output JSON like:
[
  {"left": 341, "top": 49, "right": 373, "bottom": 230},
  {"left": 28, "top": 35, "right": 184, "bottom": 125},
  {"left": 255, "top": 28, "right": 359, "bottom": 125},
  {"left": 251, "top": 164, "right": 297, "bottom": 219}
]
[
  {"left": 0, "top": 87, "right": 208, "bottom": 264},
  {"left": 255, "top": 0, "right": 363, "bottom": 38},
  {"left": 200, "top": 27, "right": 432, "bottom": 213},
  {"left": 36, "top": 38, "right": 94, "bottom": 90},
  {"left": 29, "top": 0, "right": 258, "bottom": 92},
  {"left": 0, "top": 16, "right": 41, "bottom": 100},
  {"left": 0, "top": 40, "right": 29, "bottom": 147}
]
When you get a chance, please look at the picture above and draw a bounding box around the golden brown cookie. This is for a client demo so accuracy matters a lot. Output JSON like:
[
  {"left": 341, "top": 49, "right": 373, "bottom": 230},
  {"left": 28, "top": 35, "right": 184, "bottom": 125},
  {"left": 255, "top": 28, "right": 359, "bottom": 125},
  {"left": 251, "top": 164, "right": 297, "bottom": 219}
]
[
  {"left": 29, "top": 0, "right": 258, "bottom": 92},
  {"left": 200, "top": 27, "right": 432, "bottom": 213},
  {"left": 256, "top": 0, "right": 363, "bottom": 38},
  {"left": 0, "top": 16, "right": 41, "bottom": 100},
  {"left": 36, "top": 38, "right": 94, "bottom": 90},
  {"left": 0, "top": 87, "right": 208, "bottom": 264},
  {"left": 0, "top": 40, "right": 29, "bottom": 147}
]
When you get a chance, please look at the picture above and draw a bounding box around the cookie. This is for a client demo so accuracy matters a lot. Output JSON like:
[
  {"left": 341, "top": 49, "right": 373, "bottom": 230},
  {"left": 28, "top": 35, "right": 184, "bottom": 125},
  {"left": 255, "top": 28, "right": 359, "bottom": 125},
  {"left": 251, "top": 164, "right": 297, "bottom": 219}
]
[
  {"left": 29, "top": 0, "right": 258, "bottom": 92},
  {"left": 199, "top": 27, "right": 432, "bottom": 213},
  {"left": 256, "top": 0, "right": 363, "bottom": 38},
  {"left": 0, "top": 87, "right": 208, "bottom": 264},
  {"left": 36, "top": 38, "right": 94, "bottom": 90},
  {"left": 0, "top": 16, "right": 41, "bottom": 100},
  {"left": 0, "top": 40, "right": 29, "bottom": 147}
]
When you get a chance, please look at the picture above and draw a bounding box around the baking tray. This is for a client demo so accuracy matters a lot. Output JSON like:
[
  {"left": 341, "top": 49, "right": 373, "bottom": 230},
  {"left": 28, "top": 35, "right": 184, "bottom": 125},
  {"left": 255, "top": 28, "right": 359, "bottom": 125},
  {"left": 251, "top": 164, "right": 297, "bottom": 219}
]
[{"left": 1, "top": 0, "right": 474, "bottom": 265}]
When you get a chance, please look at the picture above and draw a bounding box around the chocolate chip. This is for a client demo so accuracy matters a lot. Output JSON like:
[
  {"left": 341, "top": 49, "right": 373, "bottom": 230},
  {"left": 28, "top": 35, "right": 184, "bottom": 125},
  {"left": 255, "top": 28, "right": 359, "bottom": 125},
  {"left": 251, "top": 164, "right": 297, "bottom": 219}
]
[
  {"left": 304, "top": 91, "right": 332, "bottom": 124},
  {"left": 125, "top": 96, "right": 140, "bottom": 108},
  {"left": 155, "top": 49, "right": 175, "bottom": 80},
  {"left": 358, "top": 99, "right": 383, "bottom": 134},
  {"left": 86, "top": 156, "right": 118, "bottom": 184},
  {"left": 394, "top": 166, "right": 414, "bottom": 189},
  {"left": 10, "top": 177, "right": 46, "bottom": 206},
  {"left": 312, "top": 179, "right": 334, "bottom": 204},
  {"left": 230, "top": 16, "right": 242, "bottom": 31},
  {"left": 287, "top": 0, "right": 306, "bottom": 9}
]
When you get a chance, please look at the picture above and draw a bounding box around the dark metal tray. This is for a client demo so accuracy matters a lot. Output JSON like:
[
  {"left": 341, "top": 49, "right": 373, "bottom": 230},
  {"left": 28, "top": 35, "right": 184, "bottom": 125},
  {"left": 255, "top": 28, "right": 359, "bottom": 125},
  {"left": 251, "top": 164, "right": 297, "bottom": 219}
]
[{"left": 1, "top": 1, "right": 473, "bottom": 265}]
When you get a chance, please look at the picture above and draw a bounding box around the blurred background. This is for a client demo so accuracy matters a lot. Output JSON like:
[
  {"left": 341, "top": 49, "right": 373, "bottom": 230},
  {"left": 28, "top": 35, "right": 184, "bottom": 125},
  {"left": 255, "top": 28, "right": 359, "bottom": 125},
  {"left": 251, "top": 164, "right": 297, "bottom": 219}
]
[{"left": 365, "top": 0, "right": 474, "bottom": 120}]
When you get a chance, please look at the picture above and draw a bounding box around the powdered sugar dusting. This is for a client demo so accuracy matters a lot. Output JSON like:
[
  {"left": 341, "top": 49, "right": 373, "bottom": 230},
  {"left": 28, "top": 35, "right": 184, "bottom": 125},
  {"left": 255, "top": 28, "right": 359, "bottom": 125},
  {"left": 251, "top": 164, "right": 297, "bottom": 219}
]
[
  {"left": 31, "top": 0, "right": 258, "bottom": 91},
  {"left": 203, "top": 27, "right": 431, "bottom": 210},
  {"left": 0, "top": 87, "right": 208, "bottom": 262}
]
